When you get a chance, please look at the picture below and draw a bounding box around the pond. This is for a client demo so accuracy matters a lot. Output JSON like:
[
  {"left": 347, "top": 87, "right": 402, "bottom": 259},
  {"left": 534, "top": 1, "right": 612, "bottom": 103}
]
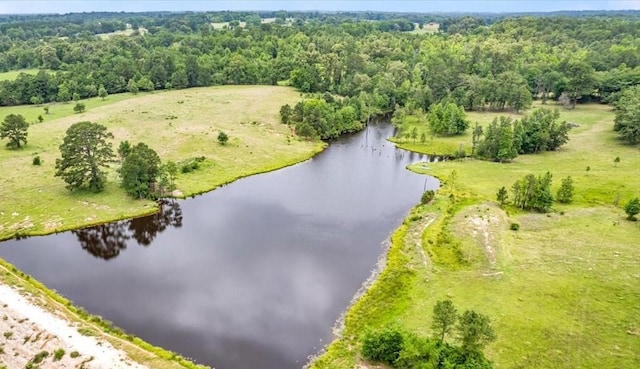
[{"left": 0, "top": 122, "right": 439, "bottom": 369}]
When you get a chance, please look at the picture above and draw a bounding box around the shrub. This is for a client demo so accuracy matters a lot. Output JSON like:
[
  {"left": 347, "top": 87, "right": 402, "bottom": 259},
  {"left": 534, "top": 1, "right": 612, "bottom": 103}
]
[
  {"left": 33, "top": 351, "right": 49, "bottom": 364},
  {"left": 217, "top": 131, "right": 229, "bottom": 145},
  {"left": 624, "top": 197, "right": 640, "bottom": 221},
  {"left": 53, "top": 348, "right": 65, "bottom": 361},
  {"left": 394, "top": 333, "right": 437, "bottom": 369},
  {"left": 510, "top": 223, "right": 520, "bottom": 231},
  {"left": 69, "top": 351, "right": 80, "bottom": 358},
  {"left": 421, "top": 190, "right": 435, "bottom": 204},
  {"left": 73, "top": 102, "right": 86, "bottom": 113},
  {"left": 32, "top": 156, "right": 41, "bottom": 165},
  {"left": 361, "top": 325, "right": 404, "bottom": 365}
]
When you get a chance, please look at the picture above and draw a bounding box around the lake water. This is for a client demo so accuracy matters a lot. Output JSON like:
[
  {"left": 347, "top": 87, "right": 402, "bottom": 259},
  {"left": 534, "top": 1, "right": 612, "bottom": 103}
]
[{"left": 0, "top": 122, "right": 438, "bottom": 369}]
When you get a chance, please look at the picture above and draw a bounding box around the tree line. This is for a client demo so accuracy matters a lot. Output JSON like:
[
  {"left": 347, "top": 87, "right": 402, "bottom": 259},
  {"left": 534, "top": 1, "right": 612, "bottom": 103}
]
[{"left": 0, "top": 11, "right": 638, "bottom": 117}]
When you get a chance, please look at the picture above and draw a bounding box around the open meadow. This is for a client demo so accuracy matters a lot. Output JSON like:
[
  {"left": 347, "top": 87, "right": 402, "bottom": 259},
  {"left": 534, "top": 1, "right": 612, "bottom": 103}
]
[
  {"left": 0, "top": 69, "right": 42, "bottom": 81},
  {"left": 313, "top": 103, "right": 640, "bottom": 368},
  {"left": 0, "top": 86, "right": 324, "bottom": 240}
]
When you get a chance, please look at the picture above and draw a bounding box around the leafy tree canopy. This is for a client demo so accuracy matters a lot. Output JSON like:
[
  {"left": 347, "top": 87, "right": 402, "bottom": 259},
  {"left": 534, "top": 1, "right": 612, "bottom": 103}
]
[
  {"left": 0, "top": 113, "right": 28, "bottom": 149},
  {"left": 55, "top": 121, "right": 115, "bottom": 192}
]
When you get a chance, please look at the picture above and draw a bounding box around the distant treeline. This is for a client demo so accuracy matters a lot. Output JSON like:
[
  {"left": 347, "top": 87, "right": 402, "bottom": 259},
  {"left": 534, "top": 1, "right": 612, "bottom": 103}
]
[{"left": 0, "top": 11, "right": 638, "bottom": 122}]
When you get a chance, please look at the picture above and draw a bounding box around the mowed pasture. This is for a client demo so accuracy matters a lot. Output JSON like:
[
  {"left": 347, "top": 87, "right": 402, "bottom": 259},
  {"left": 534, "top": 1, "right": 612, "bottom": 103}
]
[
  {"left": 0, "top": 86, "right": 323, "bottom": 240},
  {"left": 314, "top": 103, "right": 639, "bottom": 368}
]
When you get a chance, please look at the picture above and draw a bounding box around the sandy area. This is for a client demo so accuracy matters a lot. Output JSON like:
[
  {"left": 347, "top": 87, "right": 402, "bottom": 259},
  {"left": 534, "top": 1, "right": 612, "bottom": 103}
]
[{"left": 0, "top": 283, "right": 147, "bottom": 369}]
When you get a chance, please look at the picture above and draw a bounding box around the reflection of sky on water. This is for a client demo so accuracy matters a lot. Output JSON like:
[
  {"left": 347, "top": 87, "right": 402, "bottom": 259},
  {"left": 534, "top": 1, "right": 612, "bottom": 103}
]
[{"left": 0, "top": 123, "right": 438, "bottom": 369}]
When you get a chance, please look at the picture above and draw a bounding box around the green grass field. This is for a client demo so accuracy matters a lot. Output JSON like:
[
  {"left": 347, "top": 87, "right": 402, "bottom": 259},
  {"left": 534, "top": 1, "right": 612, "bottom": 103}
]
[
  {"left": 313, "top": 103, "right": 640, "bottom": 368},
  {"left": 0, "top": 86, "right": 324, "bottom": 240},
  {"left": 96, "top": 27, "right": 148, "bottom": 39},
  {"left": 0, "top": 69, "right": 43, "bottom": 81},
  {"left": 409, "top": 22, "right": 440, "bottom": 34}
]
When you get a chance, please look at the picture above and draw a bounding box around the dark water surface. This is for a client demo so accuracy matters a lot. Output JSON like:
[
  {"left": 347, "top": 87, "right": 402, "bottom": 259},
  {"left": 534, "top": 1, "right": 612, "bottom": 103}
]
[{"left": 0, "top": 123, "right": 438, "bottom": 369}]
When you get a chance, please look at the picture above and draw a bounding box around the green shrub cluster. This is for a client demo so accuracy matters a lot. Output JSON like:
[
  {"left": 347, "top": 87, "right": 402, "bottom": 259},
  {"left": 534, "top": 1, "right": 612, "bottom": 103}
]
[{"left": 361, "top": 325, "right": 493, "bottom": 369}]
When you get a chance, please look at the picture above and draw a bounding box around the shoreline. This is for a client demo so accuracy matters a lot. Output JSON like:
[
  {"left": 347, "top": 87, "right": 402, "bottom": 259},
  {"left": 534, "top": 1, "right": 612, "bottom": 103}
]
[
  {"left": 0, "top": 141, "right": 326, "bottom": 242},
  {"left": 0, "top": 258, "right": 208, "bottom": 369}
]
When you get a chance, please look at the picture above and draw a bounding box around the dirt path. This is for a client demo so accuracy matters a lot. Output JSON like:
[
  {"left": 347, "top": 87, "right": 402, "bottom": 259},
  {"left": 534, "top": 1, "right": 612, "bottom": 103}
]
[{"left": 0, "top": 282, "right": 148, "bottom": 369}]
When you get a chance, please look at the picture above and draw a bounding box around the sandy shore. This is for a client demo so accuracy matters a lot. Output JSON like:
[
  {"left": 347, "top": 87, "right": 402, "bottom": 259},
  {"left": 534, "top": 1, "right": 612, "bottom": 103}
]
[{"left": 0, "top": 283, "right": 148, "bottom": 369}]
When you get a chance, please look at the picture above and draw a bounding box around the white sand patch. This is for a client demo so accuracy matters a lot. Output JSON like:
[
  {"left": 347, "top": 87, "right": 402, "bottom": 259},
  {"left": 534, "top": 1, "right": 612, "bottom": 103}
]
[{"left": 0, "top": 284, "right": 148, "bottom": 369}]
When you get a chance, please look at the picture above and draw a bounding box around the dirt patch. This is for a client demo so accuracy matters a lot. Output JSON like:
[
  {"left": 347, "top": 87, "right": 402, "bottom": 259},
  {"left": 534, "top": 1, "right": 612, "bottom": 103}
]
[
  {"left": 452, "top": 203, "right": 509, "bottom": 268},
  {"left": 0, "top": 283, "right": 148, "bottom": 369}
]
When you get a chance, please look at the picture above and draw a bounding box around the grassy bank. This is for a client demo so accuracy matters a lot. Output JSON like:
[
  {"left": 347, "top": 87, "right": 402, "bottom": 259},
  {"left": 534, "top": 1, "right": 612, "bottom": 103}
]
[
  {"left": 0, "top": 86, "right": 324, "bottom": 240},
  {"left": 0, "top": 258, "right": 208, "bottom": 369},
  {"left": 312, "top": 104, "right": 640, "bottom": 368}
]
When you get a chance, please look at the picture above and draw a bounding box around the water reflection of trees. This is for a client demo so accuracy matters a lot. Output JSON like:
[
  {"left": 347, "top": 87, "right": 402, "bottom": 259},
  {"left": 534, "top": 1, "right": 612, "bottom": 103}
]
[{"left": 73, "top": 200, "right": 182, "bottom": 260}]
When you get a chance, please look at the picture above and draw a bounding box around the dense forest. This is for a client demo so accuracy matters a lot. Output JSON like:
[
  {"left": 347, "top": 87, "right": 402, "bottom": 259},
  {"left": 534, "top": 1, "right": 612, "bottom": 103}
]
[{"left": 0, "top": 11, "right": 639, "bottom": 116}]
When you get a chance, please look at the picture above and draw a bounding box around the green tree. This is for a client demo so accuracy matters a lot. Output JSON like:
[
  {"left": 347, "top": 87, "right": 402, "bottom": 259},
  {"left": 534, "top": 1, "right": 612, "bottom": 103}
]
[
  {"left": 624, "top": 197, "right": 640, "bottom": 221},
  {"left": 471, "top": 122, "right": 483, "bottom": 156},
  {"left": 531, "top": 171, "right": 554, "bottom": 212},
  {"left": 217, "top": 131, "right": 229, "bottom": 145},
  {"left": 170, "top": 67, "right": 189, "bottom": 89},
  {"left": 119, "top": 142, "right": 161, "bottom": 199},
  {"left": 57, "top": 85, "right": 71, "bottom": 102},
  {"left": 556, "top": 176, "right": 574, "bottom": 203},
  {"left": 614, "top": 156, "right": 621, "bottom": 167},
  {"left": 428, "top": 102, "right": 469, "bottom": 136},
  {"left": 73, "top": 102, "right": 86, "bottom": 113},
  {"left": 30, "top": 96, "right": 42, "bottom": 105},
  {"left": 57, "top": 84, "right": 71, "bottom": 102},
  {"left": 562, "top": 59, "right": 597, "bottom": 108},
  {"left": 160, "top": 161, "right": 178, "bottom": 192},
  {"left": 0, "top": 114, "right": 28, "bottom": 149},
  {"left": 457, "top": 310, "right": 496, "bottom": 353},
  {"left": 410, "top": 127, "right": 418, "bottom": 143},
  {"left": 421, "top": 190, "right": 435, "bottom": 204},
  {"left": 98, "top": 84, "right": 108, "bottom": 100},
  {"left": 477, "top": 117, "right": 518, "bottom": 162},
  {"left": 137, "top": 76, "right": 154, "bottom": 92},
  {"left": 432, "top": 299, "right": 457, "bottom": 342},
  {"left": 280, "top": 104, "right": 292, "bottom": 124},
  {"left": 55, "top": 122, "right": 115, "bottom": 192},
  {"left": 127, "top": 78, "right": 139, "bottom": 94},
  {"left": 613, "top": 85, "right": 640, "bottom": 144},
  {"left": 117, "top": 140, "right": 132, "bottom": 161},
  {"left": 496, "top": 186, "right": 509, "bottom": 205},
  {"left": 361, "top": 325, "right": 404, "bottom": 365}
]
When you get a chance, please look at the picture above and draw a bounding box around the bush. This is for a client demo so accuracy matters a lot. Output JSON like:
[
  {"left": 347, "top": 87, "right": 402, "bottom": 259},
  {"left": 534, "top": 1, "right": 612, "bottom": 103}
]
[
  {"left": 32, "top": 156, "right": 41, "bottom": 165},
  {"left": 217, "top": 131, "right": 229, "bottom": 145},
  {"left": 361, "top": 325, "right": 404, "bottom": 365},
  {"left": 53, "top": 348, "right": 65, "bottom": 361},
  {"left": 73, "top": 102, "right": 86, "bottom": 113},
  {"left": 69, "top": 351, "right": 80, "bottom": 358},
  {"left": 510, "top": 222, "right": 520, "bottom": 231},
  {"left": 31, "top": 351, "right": 49, "bottom": 364},
  {"left": 624, "top": 197, "right": 640, "bottom": 221},
  {"left": 394, "top": 333, "right": 436, "bottom": 369},
  {"left": 421, "top": 190, "right": 435, "bottom": 205}
]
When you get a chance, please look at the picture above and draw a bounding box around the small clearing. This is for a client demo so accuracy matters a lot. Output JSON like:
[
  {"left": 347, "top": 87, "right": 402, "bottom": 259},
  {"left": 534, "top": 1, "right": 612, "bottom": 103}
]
[{"left": 452, "top": 203, "right": 508, "bottom": 269}]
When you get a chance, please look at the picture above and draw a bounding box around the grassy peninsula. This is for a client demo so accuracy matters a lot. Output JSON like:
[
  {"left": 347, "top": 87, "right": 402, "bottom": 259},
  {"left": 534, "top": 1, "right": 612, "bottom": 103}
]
[
  {"left": 313, "top": 103, "right": 640, "bottom": 368},
  {"left": 0, "top": 86, "right": 325, "bottom": 241}
]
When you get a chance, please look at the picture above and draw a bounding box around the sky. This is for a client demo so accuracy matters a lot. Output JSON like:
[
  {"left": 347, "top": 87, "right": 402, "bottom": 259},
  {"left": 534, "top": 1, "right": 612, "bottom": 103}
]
[{"left": 0, "top": 0, "right": 638, "bottom": 14}]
